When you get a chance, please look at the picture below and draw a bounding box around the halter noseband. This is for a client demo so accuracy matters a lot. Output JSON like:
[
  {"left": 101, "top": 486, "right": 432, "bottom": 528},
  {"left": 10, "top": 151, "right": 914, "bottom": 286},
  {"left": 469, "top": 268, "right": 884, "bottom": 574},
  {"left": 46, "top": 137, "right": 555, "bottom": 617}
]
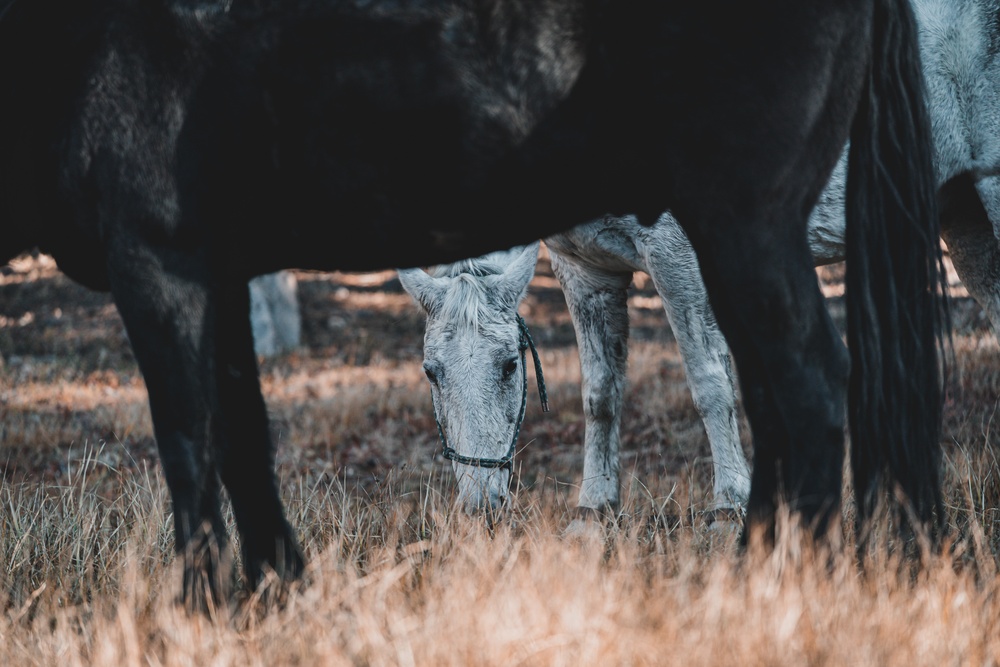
[{"left": 431, "top": 315, "right": 548, "bottom": 471}]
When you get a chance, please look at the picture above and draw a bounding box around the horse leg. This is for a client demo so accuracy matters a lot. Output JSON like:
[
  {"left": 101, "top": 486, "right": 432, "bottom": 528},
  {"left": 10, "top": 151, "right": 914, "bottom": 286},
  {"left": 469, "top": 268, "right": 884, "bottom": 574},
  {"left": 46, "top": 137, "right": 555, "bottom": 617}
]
[
  {"left": 941, "top": 174, "right": 1000, "bottom": 339},
  {"left": 640, "top": 216, "right": 751, "bottom": 514},
  {"left": 549, "top": 251, "right": 631, "bottom": 517},
  {"left": 678, "top": 204, "right": 849, "bottom": 545},
  {"left": 646, "top": 0, "right": 936, "bottom": 544},
  {"left": 249, "top": 271, "right": 301, "bottom": 357},
  {"left": 107, "top": 238, "right": 302, "bottom": 600},
  {"left": 211, "top": 274, "right": 304, "bottom": 587},
  {"left": 106, "top": 239, "right": 231, "bottom": 605}
]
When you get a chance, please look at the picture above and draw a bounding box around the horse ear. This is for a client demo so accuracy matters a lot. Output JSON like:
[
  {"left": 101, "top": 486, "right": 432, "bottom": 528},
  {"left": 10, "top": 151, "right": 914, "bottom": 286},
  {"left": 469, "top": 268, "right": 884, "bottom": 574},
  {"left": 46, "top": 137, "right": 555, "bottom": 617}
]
[
  {"left": 397, "top": 267, "right": 447, "bottom": 314},
  {"left": 495, "top": 241, "right": 539, "bottom": 308}
]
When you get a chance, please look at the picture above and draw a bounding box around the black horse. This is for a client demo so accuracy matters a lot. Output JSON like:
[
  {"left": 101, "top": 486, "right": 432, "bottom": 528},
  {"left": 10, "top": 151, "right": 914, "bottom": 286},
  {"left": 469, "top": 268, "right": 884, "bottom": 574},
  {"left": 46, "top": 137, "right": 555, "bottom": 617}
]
[{"left": 0, "top": 0, "right": 945, "bottom": 601}]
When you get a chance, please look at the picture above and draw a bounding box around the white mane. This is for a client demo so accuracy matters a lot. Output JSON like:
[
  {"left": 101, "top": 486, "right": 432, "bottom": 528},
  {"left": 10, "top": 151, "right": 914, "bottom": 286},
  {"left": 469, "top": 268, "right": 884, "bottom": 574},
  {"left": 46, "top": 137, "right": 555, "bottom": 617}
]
[{"left": 430, "top": 257, "right": 512, "bottom": 331}]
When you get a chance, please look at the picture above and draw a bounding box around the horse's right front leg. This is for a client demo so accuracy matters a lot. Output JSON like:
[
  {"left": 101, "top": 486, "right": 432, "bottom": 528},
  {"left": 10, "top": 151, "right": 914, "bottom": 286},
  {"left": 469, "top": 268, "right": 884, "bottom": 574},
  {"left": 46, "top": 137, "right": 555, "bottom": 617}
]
[
  {"left": 678, "top": 204, "right": 849, "bottom": 546},
  {"left": 641, "top": 216, "right": 751, "bottom": 515},
  {"left": 550, "top": 253, "right": 632, "bottom": 516},
  {"left": 106, "top": 238, "right": 232, "bottom": 607}
]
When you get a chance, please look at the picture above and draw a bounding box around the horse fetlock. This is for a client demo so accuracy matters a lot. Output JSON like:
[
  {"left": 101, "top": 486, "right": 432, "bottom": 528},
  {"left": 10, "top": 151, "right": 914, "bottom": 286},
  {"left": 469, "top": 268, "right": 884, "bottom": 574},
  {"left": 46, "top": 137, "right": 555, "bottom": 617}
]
[
  {"left": 578, "top": 483, "right": 618, "bottom": 507},
  {"left": 242, "top": 524, "right": 305, "bottom": 588},
  {"left": 713, "top": 482, "right": 750, "bottom": 513},
  {"left": 178, "top": 526, "right": 234, "bottom": 612},
  {"left": 563, "top": 505, "right": 619, "bottom": 543},
  {"left": 562, "top": 517, "right": 608, "bottom": 544},
  {"left": 700, "top": 512, "right": 743, "bottom": 551}
]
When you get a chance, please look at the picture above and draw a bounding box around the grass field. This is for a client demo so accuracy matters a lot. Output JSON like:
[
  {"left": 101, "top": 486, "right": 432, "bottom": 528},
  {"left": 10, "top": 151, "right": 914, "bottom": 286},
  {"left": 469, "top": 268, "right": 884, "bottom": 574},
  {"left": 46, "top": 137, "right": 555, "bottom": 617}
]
[{"left": 2, "top": 248, "right": 1000, "bottom": 665}]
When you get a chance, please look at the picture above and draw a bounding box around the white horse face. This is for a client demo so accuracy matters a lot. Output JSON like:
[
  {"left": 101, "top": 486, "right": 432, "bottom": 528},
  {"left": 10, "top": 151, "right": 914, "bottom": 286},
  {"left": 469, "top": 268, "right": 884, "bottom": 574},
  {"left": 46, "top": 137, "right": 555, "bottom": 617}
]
[
  {"left": 422, "top": 312, "right": 524, "bottom": 513},
  {"left": 399, "top": 243, "right": 539, "bottom": 516}
]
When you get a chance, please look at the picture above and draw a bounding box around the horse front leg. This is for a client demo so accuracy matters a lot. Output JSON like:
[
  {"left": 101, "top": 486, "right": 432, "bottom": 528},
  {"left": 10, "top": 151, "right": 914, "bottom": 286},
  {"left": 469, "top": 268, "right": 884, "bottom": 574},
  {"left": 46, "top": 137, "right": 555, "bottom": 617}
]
[
  {"left": 106, "top": 238, "right": 232, "bottom": 607},
  {"left": 640, "top": 216, "right": 751, "bottom": 516},
  {"left": 212, "top": 274, "right": 304, "bottom": 588},
  {"left": 107, "top": 237, "right": 303, "bottom": 603},
  {"left": 550, "top": 253, "right": 632, "bottom": 518}
]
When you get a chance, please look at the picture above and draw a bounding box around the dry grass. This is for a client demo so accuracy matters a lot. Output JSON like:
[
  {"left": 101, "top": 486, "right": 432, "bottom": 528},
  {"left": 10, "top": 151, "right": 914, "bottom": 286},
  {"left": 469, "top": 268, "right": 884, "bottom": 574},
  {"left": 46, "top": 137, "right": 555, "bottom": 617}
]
[
  {"left": 3, "top": 253, "right": 1000, "bottom": 665},
  {"left": 3, "top": 450, "right": 1000, "bottom": 666}
]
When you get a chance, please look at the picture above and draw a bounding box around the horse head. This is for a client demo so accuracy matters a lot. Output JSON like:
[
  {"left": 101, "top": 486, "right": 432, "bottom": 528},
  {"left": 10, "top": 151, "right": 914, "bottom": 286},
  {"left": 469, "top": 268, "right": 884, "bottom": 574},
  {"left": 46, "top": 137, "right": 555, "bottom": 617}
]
[{"left": 399, "top": 242, "right": 540, "bottom": 517}]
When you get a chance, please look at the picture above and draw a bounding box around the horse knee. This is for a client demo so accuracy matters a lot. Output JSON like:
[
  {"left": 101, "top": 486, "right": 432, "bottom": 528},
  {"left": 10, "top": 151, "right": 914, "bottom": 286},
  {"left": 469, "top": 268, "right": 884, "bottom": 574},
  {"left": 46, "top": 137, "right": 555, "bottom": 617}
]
[
  {"left": 688, "top": 376, "right": 735, "bottom": 420},
  {"left": 582, "top": 384, "right": 621, "bottom": 426},
  {"left": 684, "top": 346, "right": 737, "bottom": 412}
]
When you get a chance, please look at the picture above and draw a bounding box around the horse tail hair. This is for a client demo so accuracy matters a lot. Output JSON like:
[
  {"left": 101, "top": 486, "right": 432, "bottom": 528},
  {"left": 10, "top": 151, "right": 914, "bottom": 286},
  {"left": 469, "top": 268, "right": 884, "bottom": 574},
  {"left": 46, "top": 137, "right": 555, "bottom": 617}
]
[{"left": 845, "top": 0, "right": 947, "bottom": 539}]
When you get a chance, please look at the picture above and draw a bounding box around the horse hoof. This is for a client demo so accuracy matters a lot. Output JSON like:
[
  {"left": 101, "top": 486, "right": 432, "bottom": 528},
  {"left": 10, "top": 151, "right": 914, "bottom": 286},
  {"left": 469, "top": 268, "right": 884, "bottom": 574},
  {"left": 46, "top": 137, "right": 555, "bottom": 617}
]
[
  {"left": 562, "top": 517, "right": 606, "bottom": 544},
  {"left": 700, "top": 507, "right": 744, "bottom": 549},
  {"left": 562, "top": 506, "right": 616, "bottom": 544}
]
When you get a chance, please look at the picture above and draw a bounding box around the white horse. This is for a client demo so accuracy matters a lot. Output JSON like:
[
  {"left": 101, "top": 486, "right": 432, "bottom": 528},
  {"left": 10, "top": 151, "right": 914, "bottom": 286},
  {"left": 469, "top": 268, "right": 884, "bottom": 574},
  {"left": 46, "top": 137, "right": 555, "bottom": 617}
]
[
  {"left": 399, "top": 243, "right": 546, "bottom": 513},
  {"left": 398, "top": 0, "right": 1000, "bottom": 521},
  {"left": 399, "top": 233, "right": 752, "bottom": 518},
  {"left": 806, "top": 0, "right": 1000, "bottom": 332}
]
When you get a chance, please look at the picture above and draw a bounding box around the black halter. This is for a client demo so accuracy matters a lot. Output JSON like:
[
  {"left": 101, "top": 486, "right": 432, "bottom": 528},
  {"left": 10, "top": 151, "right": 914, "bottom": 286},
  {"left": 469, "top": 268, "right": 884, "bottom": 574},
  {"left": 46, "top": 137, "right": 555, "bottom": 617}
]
[{"left": 431, "top": 315, "right": 548, "bottom": 471}]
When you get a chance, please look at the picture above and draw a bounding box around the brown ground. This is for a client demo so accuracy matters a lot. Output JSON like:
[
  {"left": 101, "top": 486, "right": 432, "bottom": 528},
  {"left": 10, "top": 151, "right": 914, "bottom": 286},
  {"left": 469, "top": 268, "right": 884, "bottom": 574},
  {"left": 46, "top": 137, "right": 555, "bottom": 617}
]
[
  {"left": 5, "top": 249, "right": 1000, "bottom": 665},
  {"left": 1, "top": 248, "right": 996, "bottom": 514},
  {"left": 0, "top": 247, "right": 762, "bottom": 513}
]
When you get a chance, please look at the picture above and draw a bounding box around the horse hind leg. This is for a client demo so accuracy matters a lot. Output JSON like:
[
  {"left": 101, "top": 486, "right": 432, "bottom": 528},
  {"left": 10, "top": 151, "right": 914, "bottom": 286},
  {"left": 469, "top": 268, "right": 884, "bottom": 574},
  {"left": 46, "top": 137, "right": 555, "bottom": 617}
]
[
  {"left": 549, "top": 252, "right": 631, "bottom": 518},
  {"left": 641, "top": 215, "right": 751, "bottom": 514},
  {"left": 652, "top": 3, "right": 867, "bottom": 544},
  {"left": 942, "top": 174, "right": 1000, "bottom": 340},
  {"left": 679, "top": 202, "right": 849, "bottom": 546}
]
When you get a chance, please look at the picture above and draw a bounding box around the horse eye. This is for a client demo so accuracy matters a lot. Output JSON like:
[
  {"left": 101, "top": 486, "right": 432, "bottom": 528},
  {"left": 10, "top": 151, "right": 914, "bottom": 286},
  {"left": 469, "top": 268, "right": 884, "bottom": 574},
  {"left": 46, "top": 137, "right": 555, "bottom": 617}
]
[
  {"left": 423, "top": 365, "right": 439, "bottom": 385},
  {"left": 501, "top": 357, "right": 518, "bottom": 381}
]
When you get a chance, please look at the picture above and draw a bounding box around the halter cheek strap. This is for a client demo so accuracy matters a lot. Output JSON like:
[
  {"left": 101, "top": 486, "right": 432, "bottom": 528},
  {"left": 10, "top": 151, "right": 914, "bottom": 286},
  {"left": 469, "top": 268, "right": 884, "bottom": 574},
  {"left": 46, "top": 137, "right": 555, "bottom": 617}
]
[{"left": 432, "top": 315, "right": 548, "bottom": 471}]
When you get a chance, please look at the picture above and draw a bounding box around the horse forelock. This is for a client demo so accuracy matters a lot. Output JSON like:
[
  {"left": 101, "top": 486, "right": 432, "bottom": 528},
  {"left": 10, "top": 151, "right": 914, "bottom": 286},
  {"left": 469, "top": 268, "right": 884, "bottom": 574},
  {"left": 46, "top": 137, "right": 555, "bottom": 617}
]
[
  {"left": 429, "top": 258, "right": 512, "bottom": 331},
  {"left": 431, "top": 257, "right": 505, "bottom": 279}
]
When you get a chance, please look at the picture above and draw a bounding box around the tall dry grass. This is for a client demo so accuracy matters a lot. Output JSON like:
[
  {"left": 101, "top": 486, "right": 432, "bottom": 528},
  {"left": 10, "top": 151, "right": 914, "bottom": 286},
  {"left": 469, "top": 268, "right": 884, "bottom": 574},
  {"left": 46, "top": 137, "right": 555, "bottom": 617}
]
[
  {"left": 3, "top": 447, "right": 1000, "bottom": 666},
  {"left": 4, "top": 257, "right": 1000, "bottom": 664}
]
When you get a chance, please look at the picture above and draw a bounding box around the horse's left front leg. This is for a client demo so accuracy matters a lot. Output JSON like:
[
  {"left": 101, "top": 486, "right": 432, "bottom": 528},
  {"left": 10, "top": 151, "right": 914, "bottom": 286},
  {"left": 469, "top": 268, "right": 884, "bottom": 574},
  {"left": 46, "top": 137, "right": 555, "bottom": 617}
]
[
  {"left": 107, "top": 238, "right": 232, "bottom": 605},
  {"left": 108, "top": 236, "right": 303, "bottom": 598},
  {"left": 550, "top": 252, "right": 632, "bottom": 517}
]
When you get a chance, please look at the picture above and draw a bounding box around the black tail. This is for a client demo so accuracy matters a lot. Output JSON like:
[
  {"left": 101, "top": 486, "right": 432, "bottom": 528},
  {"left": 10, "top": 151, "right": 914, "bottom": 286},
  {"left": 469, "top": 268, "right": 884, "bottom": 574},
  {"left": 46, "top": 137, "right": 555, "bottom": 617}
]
[{"left": 846, "top": 0, "right": 947, "bottom": 537}]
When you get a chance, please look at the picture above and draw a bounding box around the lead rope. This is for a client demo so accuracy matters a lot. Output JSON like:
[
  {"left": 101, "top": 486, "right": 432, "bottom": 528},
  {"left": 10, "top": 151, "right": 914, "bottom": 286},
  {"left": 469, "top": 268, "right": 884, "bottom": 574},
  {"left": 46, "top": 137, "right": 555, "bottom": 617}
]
[
  {"left": 518, "top": 315, "right": 549, "bottom": 413},
  {"left": 433, "top": 315, "right": 548, "bottom": 470}
]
